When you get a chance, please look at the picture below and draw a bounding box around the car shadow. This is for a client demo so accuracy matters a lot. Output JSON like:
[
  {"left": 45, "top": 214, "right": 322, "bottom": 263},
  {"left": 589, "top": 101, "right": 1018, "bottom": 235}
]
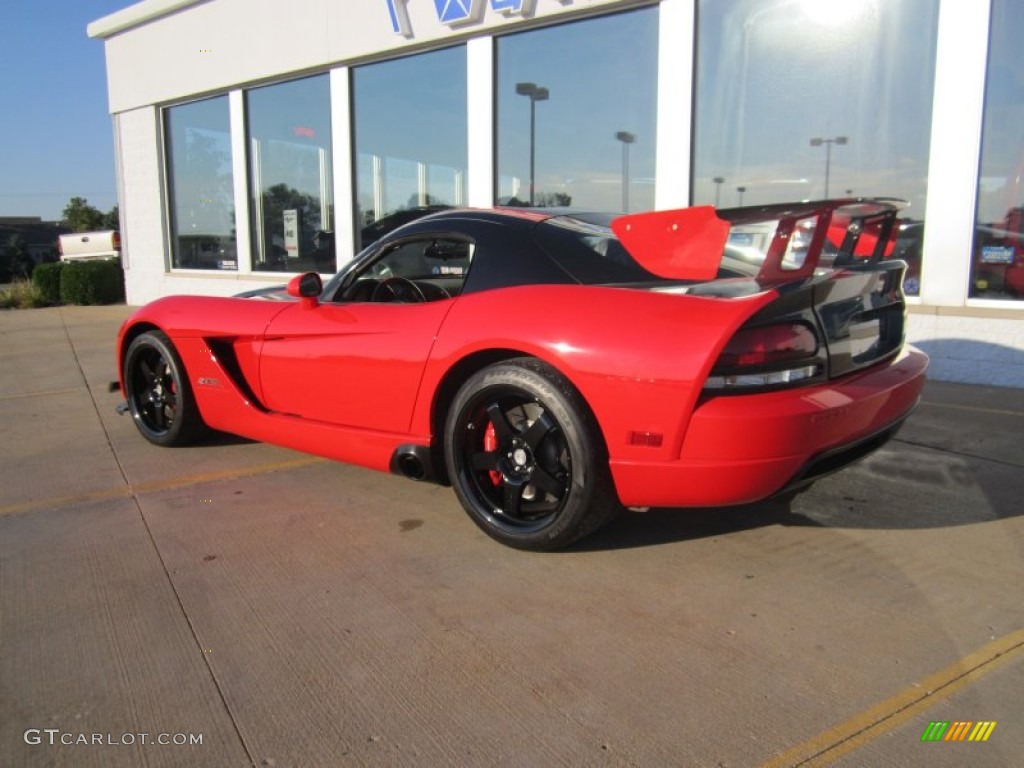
[
  {"left": 911, "top": 338, "right": 1024, "bottom": 388},
  {"left": 570, "top": 486, "right": 1020, "bottom": 552},
  {"left": 568, "top": 501, "right": 814, "bottom": 552}
]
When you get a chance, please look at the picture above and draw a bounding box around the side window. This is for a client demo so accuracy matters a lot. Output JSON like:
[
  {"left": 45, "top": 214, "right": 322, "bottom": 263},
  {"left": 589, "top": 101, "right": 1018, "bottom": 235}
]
[{"left": 343, "top": 237, "right": 474, "bottom": 302}]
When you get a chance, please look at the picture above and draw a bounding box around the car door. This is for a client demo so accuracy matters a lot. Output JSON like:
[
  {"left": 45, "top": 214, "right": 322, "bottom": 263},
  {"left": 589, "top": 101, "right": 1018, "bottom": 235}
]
[{"left": 257, "top": 235, "right": 472, "bottom": 434}]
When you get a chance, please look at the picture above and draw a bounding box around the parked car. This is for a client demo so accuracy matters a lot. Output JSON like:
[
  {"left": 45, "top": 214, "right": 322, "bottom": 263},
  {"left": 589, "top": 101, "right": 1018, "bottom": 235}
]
[
  {"left": 115, "top": 200, "right": 927, "bottom": 550},
  {"left": 58, "top": 230, "right": 120, "bottom": 262}
]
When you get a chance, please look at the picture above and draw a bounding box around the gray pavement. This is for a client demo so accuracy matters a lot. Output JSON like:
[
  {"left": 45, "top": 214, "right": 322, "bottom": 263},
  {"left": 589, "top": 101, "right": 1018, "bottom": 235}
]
[{"left": 1, "top": 305, "right": 1022, "bottom": 767}]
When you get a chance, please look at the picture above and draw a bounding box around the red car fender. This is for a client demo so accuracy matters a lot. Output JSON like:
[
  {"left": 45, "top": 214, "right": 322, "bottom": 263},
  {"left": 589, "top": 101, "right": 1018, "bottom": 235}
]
[
  {"left": 413, "top": 284, "right": 777, "bottom": 463},
  {"left": 117, "top": 296, "right": 291, "bottom": 415}
]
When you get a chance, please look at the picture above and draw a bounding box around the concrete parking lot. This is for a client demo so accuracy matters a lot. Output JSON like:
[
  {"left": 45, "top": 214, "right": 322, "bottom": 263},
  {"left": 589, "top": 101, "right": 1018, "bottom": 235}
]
[{"left": 2, "top": 305, "right": 1022, "bottom": 767}]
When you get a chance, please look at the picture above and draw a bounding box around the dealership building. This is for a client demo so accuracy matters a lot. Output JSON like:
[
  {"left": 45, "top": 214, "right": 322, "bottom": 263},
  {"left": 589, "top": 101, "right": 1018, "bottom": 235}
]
[{"left": 89, "top": 0, "right": 1023, "bottom": 386}]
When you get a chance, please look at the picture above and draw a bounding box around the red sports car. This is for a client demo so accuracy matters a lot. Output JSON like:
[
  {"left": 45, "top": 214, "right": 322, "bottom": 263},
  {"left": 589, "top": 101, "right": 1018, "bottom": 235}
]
[{"left": 116, "top": 200, "right": 927, "bottom": 550}]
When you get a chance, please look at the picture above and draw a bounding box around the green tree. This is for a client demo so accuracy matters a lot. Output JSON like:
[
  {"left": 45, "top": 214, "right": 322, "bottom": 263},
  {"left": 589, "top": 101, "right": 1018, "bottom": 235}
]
[
  {"left": 103, "top": 204, "right": 120, "bottom": 230},
  {"left": 62, "top": 197, "right": 105, "bottom": 232},
  {"left": 535, "top": 192, "right": 572, "bottom": 207},
  {"left": 2, "top": 234, "right": 34, "bottom": 280}
]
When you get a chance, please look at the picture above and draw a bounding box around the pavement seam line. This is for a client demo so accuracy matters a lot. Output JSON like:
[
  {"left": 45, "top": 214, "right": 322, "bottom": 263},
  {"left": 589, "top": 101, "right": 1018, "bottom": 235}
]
[
  {"left": 891, "top": 436, "right": 1024, "bottom": 470},
  {"left": 59, "top": 308, "right": 258, "bottom": 768},
  {"left": 760, "top": 627, "right": 1024, "bottom": 768},
  {"left": 919, "top": 399, "right": 1024, "bottom": 418}
]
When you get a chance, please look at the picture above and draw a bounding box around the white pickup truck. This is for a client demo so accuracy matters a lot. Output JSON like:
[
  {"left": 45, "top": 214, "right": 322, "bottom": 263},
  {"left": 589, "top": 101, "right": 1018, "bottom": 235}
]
[{"left": 58, "top": 230, "right": 121, "bottom": 261}]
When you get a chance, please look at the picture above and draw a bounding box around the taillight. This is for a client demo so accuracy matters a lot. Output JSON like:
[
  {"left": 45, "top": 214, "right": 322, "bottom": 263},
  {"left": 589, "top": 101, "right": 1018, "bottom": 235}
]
[
  {"left": 113, "top": 232, "right": 121, "bottom": 251},
  {"left": 705, "top": 323, "right": 821, "bottom": 391}
]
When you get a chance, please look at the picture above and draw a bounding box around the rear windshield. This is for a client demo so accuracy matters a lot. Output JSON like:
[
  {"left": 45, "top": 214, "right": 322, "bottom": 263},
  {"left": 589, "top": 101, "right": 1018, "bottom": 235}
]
[
  {"left": 534, "top": 214, "right": 663, "bottom": 285},
  {"left": 535, "top": 213, "right": 769, "bottom": 284},
  {"left": 537, "top": 205, "right": 899, "bottom": 287}
]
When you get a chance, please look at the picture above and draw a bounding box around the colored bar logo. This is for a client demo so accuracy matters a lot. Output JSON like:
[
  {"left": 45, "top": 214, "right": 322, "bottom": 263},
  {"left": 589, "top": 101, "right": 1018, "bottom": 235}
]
[{"left": 921, "top": 721, "right": 997, "bottom": 742}]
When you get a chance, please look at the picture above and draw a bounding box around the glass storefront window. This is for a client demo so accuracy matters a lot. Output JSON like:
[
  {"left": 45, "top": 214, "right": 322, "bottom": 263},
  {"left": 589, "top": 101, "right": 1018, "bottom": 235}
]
[
  {"left": 352, "top": 47, "right": 467, "bottom": 251},
  {"left": 694, "top": 0, "right": 939, "bottom": 296},
  {"left": 495, "top": 8, "right": 658, "bottom": 213},
  {"left": 164, "top": 96, "right": 237, "bottom": 270},
  {"left": 972, "top": 0, "right": 1024, "bottom": 301},
  {"left": 247, "top": 75, "right": 333, "bottom": 273}
]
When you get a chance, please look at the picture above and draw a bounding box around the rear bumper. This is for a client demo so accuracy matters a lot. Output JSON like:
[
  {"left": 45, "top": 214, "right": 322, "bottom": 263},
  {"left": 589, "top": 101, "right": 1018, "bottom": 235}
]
[{"left": 609, "top": 345, "right": 928, "bottom": 507}]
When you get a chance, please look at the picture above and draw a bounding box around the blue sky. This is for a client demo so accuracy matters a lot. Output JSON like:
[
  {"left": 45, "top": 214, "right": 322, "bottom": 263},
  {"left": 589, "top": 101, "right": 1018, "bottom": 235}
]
[{"left": 0, "top": 1, "right": 128, "bottom": 221}]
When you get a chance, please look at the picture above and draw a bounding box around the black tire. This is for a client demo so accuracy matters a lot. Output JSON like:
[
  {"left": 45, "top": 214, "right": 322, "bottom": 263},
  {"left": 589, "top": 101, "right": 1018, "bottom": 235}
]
[
  {"left": 444, "top": 358, "right": 620, "bottom": 551},
  {"left": 123, "top": 330, "right": 207, "bottom": 446}
]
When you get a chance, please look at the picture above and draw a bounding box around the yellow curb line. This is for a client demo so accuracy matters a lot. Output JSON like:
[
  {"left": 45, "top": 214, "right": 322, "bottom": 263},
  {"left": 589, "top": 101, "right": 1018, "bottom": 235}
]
[
  {"left": 761, "top": 627, "right": 1024, "bottom": 767},
  {"left": 0, "top": 387, "right": 87, "bottom": 401},
  {"left": 0, "top": 456, "right": 327, "bottom": 518}
]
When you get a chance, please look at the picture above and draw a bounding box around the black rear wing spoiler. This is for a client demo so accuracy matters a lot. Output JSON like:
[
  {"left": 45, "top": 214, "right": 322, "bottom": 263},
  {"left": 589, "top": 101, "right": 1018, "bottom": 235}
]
[{"left": 611, "top": 198, "right": 908, "bottom": 285}]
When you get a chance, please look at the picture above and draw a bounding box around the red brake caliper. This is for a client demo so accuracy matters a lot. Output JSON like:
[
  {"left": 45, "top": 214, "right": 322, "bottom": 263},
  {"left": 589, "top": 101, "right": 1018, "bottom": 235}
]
[{"left": 483, "top": 421, "right": 502, "bottom": 486}]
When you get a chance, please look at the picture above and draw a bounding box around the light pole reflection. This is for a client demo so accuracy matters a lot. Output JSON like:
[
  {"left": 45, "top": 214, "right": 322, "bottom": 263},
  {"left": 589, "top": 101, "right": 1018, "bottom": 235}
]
[
  {"left": 810, "top": 136, "right": 848, "bottom": 198},
  {"left": 615, "top": 131, "right": 636, "bottom": 212},
  {"left": 713, "top": 177, "right": 725, "bottom": 208},
  {"left": 516, "top": 82, "right": 549, "bottom": 205}
]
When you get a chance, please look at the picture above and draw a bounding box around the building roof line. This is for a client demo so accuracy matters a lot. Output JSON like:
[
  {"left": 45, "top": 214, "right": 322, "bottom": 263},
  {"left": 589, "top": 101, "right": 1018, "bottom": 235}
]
[{"left": 87, "top": 0, "right": 206, "bottom": 40}]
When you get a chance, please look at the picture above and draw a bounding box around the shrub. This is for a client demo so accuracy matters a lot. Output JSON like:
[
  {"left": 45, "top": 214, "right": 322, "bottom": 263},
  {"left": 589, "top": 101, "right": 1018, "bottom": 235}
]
[
  {"left": 60, "top": 260, "right": 126, "bottom": 306},
  {"left": 32, "top": 262, "right": 65, "bottom": 305},
  {"left": 0, "top": 280, "right": 48, "bottom": 309}
]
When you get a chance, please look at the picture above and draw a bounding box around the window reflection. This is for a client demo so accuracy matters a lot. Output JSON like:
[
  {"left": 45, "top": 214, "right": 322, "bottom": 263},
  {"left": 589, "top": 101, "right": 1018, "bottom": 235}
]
[
  {"left": 694, "top": 0, "right": 938, "bottom": 297},
  {"left": 164, "top": 97, "right": 236, "bottom": 270},
  {"left": 972, "top": 0, "right": 1024, "bottom": 300},
  {"left": 341, "top": 239, "right": 473, "bottom": 303},
  {"left": 247, "top": 75, "right": 333, "bottom": 273},
  {"left": 496, "top": 8, "right": 658, "bottom": 213},
  {"left": 353, "top": 47, "right": 467, "bottom": 250}
]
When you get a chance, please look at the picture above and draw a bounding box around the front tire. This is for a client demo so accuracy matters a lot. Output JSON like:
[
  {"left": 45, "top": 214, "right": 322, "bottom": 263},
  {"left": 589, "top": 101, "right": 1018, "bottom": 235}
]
[
  {"left": 444, "top": 359, "right": 619, "bottom": 551},
  {"left": 124, "top": 330, "right": 207, "bottom": 446}
]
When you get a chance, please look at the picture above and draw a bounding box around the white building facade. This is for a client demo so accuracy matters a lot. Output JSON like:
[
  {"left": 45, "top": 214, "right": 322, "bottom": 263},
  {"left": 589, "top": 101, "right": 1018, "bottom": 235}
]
[{"left": 90, "top": 0, "right": 1024, "bottom": 386}]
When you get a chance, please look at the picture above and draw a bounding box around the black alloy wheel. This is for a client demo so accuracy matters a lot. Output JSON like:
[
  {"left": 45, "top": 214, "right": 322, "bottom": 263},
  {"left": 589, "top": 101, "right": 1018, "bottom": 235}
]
[
  {"left": 123, "top": 330, "right": 206, "bottom": 446},
  {"left": 444, "top": 359, "right": 619, "bottom": 550}
]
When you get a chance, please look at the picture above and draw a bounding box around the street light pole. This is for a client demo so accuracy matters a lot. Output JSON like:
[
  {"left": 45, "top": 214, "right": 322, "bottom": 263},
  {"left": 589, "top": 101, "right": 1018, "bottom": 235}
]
[
  {"left": 737, "top": 185, "right": 746, "bottom": 206},
  {"left": 809, "top": 136, "right": 848, "bottom": 198},
  {"left": 713, "top": 177, "right": 725, "bottom": 208},
  {"left": 615, "top": 131, "right": 636, "bottom": 212},
  {"left": 516, "top": 82, "right": 549, "bottom": 205}
]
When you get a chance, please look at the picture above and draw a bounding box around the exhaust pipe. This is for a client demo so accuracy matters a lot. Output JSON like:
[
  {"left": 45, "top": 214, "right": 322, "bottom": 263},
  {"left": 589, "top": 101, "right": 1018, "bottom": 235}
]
[
  {"left": 389, "top": 444, "right": 436, "bottom": 482},
  {"left": 397, "top": 452, "right": 425, "bottom": 480}
]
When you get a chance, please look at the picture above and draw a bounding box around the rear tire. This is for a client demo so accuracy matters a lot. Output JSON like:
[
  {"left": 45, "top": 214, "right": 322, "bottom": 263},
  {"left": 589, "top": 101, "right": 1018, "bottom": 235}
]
[
  {"left": 124, "top": 330, "right": 207, "bottom": 446},
  {"left": 444, "top": 358, "right": 619, "bottom": 551}
]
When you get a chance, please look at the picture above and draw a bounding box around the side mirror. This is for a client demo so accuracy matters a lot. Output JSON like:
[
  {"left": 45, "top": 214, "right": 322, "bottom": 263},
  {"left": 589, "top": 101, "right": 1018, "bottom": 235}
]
[{"left": 287, "top": 272, "right": 322, "bottom": 309}]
